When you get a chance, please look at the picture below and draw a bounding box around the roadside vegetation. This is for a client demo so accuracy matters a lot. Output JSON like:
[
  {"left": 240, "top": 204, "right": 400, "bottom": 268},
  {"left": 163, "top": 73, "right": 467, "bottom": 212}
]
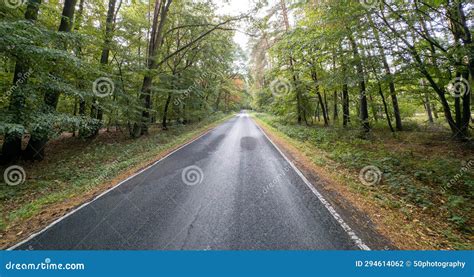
[
  {"left": 1, "top": 0, "right": 247, "bottom": 247},
  {"left": 1, "top": 0, "right": 248, "bottom": 164},
  {"left": 0, "top": 113, "right": 230, "bottom": 248},
  {"left": 1, "top": 0, "right": 472, "bottom": 250},
  {"left": 254, "top": 113, "right": 472, "bottom": 249},
  {"left": 248, "top": 1, "right": 472, "bottom": 249}
]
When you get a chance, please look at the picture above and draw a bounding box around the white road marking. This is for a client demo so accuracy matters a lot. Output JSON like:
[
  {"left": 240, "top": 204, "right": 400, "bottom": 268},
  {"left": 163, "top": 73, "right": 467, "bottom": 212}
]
[
  {"left": 8, "top": 114, "right": 370, "bottom": 250},
  {"left": 7, "top": 120, "right": 231, "bottom": 250},
  {"left": 252, "top": 117, "right": 371, "bottom": 250}
]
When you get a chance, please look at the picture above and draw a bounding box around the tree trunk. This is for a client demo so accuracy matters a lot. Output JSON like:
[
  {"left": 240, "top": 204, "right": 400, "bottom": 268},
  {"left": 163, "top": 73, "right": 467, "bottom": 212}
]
[
  {"left": 280, "top": 0, "right": 301, "bottom": 124},
  {"left": 1, "top": 0, "right": 42, "bottom": 164},
  {"left": 138, "top": 0, "right": 173, "bottom": 135},
  {"left": 348, "top": 34, "right": 370, "bottom": 133},
  {"left": 100, "top": 0, "right": 117, "bottom": 65},
  {"left": 342, "top": 83, "right": 350, "bottom": 127},
  {"left": 340, "top": 52, "right": 350, "bottom": 128},
  {"left": 215, "top": 90, "right": 222, "bottom": 111},
  {"left": 24, "top": 0, "right": 77, "bottom": 161},
  {"left": 331, "top": 51, "right": 339, "bottom": 121},
  {"left": 311, "top": 68, "right": 328, "bottom": 126},
  {"left": 315, "top": 100, "right": 321, "bottom": 122},
  {"left": 369, "top": 93, "right": 378, "bottom": 122},
  {"left": 139, "top": 75, "right": 153, "bottom": 135},
  {"left": 89, "top": 0, "right": 118, "bottom": 136},
  {"left": 323, "top": 90, "right": 330, "bottom": 123},
  {"left": 369, "top": 15, "right": 402, "bottom": 130},
  {"left": 162, "top": 92, "right": 172, "bottom": 130},
  {"left": 424, "top": 93, "right": 434, "bottom": 123},
  {"left": 73, "top": 0, "right": 87, "bottom": 137},
  {"left": 378, "top": 82, "right": 394, "bottom": 132},
  {"left": 317, "top": 92, "right": 329, "bottom": 126},
  {"left": 162, "top": 71, "right": 176, "bottom": 130},
  {"left": 447, "top": 1, "right": 472, "bottom": 139},
  {"left": 43, "top": 0, "right": 78, "bottom": 109}
]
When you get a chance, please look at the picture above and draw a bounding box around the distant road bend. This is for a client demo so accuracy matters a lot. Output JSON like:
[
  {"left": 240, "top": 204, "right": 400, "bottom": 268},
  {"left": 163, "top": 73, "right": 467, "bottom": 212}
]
[{"left": 13, "top": 112, "right": 369, "bottom": 250}]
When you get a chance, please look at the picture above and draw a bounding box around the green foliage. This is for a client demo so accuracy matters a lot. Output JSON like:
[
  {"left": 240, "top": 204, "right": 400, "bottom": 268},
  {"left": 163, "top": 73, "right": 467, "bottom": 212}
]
[
  {"left": 1, "top": 0, "right": 245, "bottom": 163},
  {"left": 0, "top": 113, "right": 229, "bottom": 232},
  {"left": 78, "top": 118, "right": 102, "bottom": 139},
  {"left": 256, "top": 113, "right": 473, "bottom": 238},
  {"left": 248, "top": 0, "right": 472, "bottom": 138}
]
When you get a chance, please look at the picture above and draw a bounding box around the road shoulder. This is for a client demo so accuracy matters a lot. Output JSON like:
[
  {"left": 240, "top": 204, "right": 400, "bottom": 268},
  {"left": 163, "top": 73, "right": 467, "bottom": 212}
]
[
  {"left": 252, "top": 116, "right": 396, "bottom": 250},
  {"left": 1, "top": 115, "right": 233, "bottom": 249}
]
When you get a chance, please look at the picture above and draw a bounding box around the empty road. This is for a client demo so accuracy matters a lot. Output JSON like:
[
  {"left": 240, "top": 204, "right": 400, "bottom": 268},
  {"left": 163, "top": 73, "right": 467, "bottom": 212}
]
[{"left": 14, "top": 113, "right": 367, "bottom": 250}]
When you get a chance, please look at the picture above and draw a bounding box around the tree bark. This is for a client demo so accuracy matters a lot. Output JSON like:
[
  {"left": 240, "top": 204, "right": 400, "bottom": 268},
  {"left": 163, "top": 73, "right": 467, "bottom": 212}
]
[
  {"left": 75, "top": 0, "right": 86, "bottom": 120},
  {"left": 137, "top": 0, "right": 173, "bottom": 136},
  {"left": 43, "top": 0, "right": 78, "bottom": 109},
  {"left": 424, "top": 93, "right": 434, "bottom": 123},
  {"left": 323, "top": 90, "right": 330, "bottom": 123},
  {"left": 447, "top": 0, "right": 471, "bottom": 139},
  {"left": 378, "top": 9, "right": 458, "bottom": 135},
  {"left": 369, "top": 15, "right": 402, "bottom": 130},
  {"left": 340, "top": 52, "right": 350, "bottom": 127},
  {"left": 1, "top": 0, "right": 42, "bottom": 164},
  {"left": 24, "top": 0, "right": 77, "bottom": 160},
  {"left": 162, "top": 70, "right": 176, "bottom": 130},
  {"left": 280, "top": 0, "right": 302, "bottom": 124},
  {"left": 162, "top": 92, "right": 172, "bottom": 130},
  {"left": 100, "top": 0, "right": 117, "bottom": 65},
  {"left": 89, "top": 0, "right": 119, "bottom": 136},
  {"left": 342, "top": 83, "right": 350, "bottom": 127},
  {"left": 378, "top": 82, "right": 394, "bottom": 132},
  {"left": 311, "top": 68, "right": 329, "bottom": 126},
  {"left": 348, "top": 34, "right": 370, "bottom": 133}
]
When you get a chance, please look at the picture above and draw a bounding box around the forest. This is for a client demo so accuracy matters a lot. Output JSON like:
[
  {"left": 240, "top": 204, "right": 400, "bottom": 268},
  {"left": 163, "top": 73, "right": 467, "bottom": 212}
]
[
  {"left": 248, "top": 0, "right": 472, "bottom": 249},
  {"left": 251, "top": 0, "right": 471, "bottom": 139},
  {"left": 1, "top": 0, "right": 248, "bottom": 163},
  {"left": 0, "top": 0, "right": 472, "bottom": 250}
]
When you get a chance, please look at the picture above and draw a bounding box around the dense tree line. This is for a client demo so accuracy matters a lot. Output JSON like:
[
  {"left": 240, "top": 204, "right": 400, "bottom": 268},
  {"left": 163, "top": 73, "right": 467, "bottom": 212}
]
[
  {"left": 250, "top": 0, "right": 472, "bottom": 140},
  {"left": 1, "top": 0, "right": 246, "bottom": 163}
]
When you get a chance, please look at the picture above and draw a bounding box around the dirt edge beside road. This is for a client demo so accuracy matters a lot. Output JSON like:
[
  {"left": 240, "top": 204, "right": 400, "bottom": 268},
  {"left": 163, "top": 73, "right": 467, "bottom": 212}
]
[
  {"left": 1, "top": 116, "right": 232, "bottom": 249},
  {"left": 253, "top": 116, "right": 400, "bottom": 250}
]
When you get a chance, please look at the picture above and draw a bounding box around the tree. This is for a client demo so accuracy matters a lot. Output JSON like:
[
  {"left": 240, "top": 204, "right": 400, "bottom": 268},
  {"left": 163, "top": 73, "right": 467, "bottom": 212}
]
[
  {"left": 22, "top": 0, "right": 78, "bottom": 161},
  {"left": 1, "top": 0, "right": 42, "bottom": 163}
]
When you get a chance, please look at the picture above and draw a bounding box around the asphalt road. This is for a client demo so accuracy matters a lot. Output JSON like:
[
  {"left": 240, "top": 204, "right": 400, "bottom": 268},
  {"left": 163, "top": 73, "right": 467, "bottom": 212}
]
[{"left": 14, "top": 113, "right": 366, "bottom": 250}]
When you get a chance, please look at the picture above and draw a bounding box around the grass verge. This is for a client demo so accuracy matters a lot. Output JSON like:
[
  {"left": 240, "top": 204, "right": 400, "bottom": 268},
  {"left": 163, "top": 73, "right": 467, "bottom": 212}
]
[
  {"left": 253, "top": 112, "right": 473, "bottom": 250},
  {"left": 0, "top": 113, "right": 232, "bottom": 248}
]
